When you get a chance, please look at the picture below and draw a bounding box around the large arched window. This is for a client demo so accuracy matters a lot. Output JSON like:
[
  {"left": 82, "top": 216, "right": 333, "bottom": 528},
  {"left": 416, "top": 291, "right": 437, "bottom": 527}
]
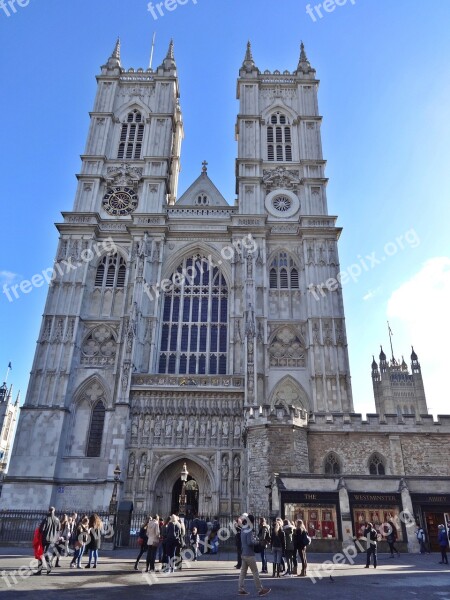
[
  {"left": 95, "top": 254, "right": 126, "bottom": 288},
  {"left": 117, "top": 110, "right": 144, "bottom": 160},
  {"left": 369, "top": 453, "right": 386, "bottom": 475},
  {"left": 158, "top": 254, "right": 228, "bottom": 375},
  {"left": 267, "top": 112, "right": 292, "bottom": 162},
  {"left": 324, "top": 452, "right": 341, "bottom": 475},
  {"left": 86, "top": 401, "right": 106, "bottom": 457},
  {"left": 269, "top": 251, "right": 299, "bottom": 290}
]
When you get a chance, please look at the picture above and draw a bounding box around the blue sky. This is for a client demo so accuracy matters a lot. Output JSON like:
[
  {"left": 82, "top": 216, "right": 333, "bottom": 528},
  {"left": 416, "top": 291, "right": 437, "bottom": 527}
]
[{"left": 1, "top": 0, "right": 449, "bottom": 416}]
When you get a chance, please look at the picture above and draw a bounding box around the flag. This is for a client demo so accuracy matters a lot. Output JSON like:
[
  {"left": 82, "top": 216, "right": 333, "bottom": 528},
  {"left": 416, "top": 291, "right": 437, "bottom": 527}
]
[{"left": 7, "top": 362, "right": 11, "bottom": 370}]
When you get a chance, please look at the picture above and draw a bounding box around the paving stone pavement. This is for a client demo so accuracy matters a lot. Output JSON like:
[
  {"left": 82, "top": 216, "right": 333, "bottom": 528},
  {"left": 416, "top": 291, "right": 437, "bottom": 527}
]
[{"left": 0, "top": 548, "right": 449, "bottom": 599}]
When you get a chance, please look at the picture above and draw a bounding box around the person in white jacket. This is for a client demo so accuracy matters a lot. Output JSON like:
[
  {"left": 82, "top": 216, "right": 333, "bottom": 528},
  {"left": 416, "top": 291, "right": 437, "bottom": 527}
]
[{"left": 145, "top": 515, "right": 161, "bottom": 572}]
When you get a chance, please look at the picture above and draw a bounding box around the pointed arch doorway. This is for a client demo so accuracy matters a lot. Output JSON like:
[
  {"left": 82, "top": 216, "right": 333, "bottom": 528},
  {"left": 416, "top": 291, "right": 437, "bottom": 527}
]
[
  {"left": 171, "top": 476, "right": 199, "bottom": 517},
  {"left": 152, "top": 458, "right": 215, "bottom": 518}
]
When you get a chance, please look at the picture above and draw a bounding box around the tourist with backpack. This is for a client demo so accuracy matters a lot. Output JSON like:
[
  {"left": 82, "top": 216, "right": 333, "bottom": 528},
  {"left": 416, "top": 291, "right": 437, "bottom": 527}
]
[
  {"left": 416, "top": 525, "right": 426, "bottom": 554},
  {"left": 294, "top": 519, "right": 310, "bottom": 577},
  {"left": 438, "top": 524, "right": 449, "bottom": 565},
  {"left": 364, "top": 522, "right": 378, "bottom": 569},
  {"left": 386, "top": 520, "right": 400, "bottom": 558}
]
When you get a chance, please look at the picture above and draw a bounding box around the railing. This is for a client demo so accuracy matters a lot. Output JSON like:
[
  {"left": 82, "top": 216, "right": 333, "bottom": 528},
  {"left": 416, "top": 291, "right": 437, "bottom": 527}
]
[{"left": 0, "top": 510, "right": 266, "bottom": 550}]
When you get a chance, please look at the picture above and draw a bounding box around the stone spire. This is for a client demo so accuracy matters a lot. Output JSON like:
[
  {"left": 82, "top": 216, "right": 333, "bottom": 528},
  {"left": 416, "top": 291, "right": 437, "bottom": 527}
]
[
  {"left": 15, "top": 391, "right": 20, "bottom": 407},
  {"left": 161, "top": 39, "right": 176, "bottom": 71},
  {"left": 296, "top": 41, "right": 315, "bottom": 75},
  {"left": 241, "top": 41, "right": 258, "bottom": 74},
  {"left": 105, "top": 37, "right": 122, "bottom": 70}
]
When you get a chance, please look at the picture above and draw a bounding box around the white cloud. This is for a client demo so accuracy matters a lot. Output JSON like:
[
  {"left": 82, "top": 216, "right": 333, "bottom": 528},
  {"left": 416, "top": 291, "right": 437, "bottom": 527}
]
[
  {"left": 0, "top": 271, "right": 20, "bottom": 286},
  {"left": 387, "top": 257, "right": 450, "bottom": 416}
]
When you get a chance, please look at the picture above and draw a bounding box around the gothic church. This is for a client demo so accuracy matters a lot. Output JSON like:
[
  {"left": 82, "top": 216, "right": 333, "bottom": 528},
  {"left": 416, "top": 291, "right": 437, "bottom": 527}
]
[{"left": 3, "top": 40, "right": 449, "bottom": 552}]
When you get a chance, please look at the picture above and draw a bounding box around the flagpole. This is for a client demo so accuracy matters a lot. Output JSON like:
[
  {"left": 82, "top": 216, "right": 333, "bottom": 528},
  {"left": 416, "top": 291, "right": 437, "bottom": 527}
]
[
  {"left": 387, "top": 322, "right": 395, "bottom": 362},
  {"left": 149, "top": 32, "right": 156, "bottom": 70},
  {"left": 4, "top": 362, "right": 11, "bottom": 383}
]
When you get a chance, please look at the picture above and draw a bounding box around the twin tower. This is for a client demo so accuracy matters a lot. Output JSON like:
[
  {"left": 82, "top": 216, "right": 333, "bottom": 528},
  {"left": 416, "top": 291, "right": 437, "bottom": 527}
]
[{"left": 2, "top": 39, "right": 413, "bottom": 517}]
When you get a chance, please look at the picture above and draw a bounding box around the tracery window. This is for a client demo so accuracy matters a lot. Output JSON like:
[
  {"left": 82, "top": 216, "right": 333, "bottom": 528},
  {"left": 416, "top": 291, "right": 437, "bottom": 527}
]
[
  {"left": 117, "top": 110, "right": 144, "bottom": 160},
  {"left": 324, "top": 452, "right": 341, "bottom": 475},
  {"left": 158, "top": 254, "right": 228, "bottom": 375},
  {"left": 86, "top": 401, "right": 106, "bottom": 457},
  {"left": 95, "top": 254, "right": 126, "bottom": 288},
  {"left": 267, "top": 112, "right": 292, "bottom": 162},
  {"left": 369, "top": 453, "right": 386, "bottom": 475},
  {"left": 269, "top": 251, "right": 299, "bottom": 290}
]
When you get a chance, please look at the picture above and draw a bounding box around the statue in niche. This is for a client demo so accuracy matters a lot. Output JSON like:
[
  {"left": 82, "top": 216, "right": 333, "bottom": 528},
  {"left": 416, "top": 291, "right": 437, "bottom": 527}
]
[
  {"left": 222, "top": 420, "right": 229, "bottom": 437},
  {"left": 143, "top": 416, "right": 151, "bottom": 437},
  {"left": 188, "top": 418, "right": 195, "bottom": 437},
  {"left": 211, "top": 419, "right": 218, "bottom": 438},
  {"left": 307, "top": 245, "right": 314, "bottom": 264},
  {"left": 165, "top": 416, "right": 173, "bottom": 437},
  {"left": 139, "top": 454, "right": 147, "bottom": 477},
  {"left": 200, "top": 420, "right": 206, "bottom": 437},
  {"left": 233, "top": 456, "right": 241, "bottom": 480},
  {"left": 131, "top": 417, "right": 138, "bottom": 438},
  {"left": 234, "top": 421, "right": 241, "bottom": 438},
  {"left": 233, "top": 456, "right": 241, "bottom": 496},
  {"left": 154, "top": 416, "right": 162, "bottom": 436},
  {"left": 245, "top": 303, "right": 256, "bottom": 337},
  {"left": 127, "top": 453, "right": 135, "bottom": 478},
  {"left": 177, "top": 418, "right": 184, "bottom": 436},
  {"left": 221, "top": 456, "right": 229, "bottom": 494}
]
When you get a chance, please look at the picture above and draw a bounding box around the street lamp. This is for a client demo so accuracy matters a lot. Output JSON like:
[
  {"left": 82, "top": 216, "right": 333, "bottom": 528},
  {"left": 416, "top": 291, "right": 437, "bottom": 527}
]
[
  {"left": 179, "top": 462, "right": 188, "bottom": 515},
  {"left": 109, "top": 464, "right": 121, "bottom": 517}
]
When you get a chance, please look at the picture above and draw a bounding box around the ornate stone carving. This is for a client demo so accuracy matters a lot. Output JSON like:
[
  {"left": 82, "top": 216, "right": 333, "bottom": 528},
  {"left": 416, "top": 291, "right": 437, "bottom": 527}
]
[
  {"left": 81, "top": 325, "right": 117, "bottom": 366},
  {"left": 106, "top": 163, "right": 143, "bottom": 188},
  {"left": 269, "top": 327, "right": 306, "bottom": 367},
  {"left": 263, "top": 167, "right": 301, "bottom": 191}
]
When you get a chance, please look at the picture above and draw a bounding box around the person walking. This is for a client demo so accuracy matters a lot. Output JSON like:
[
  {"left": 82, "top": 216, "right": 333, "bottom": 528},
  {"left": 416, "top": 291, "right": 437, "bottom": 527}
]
[
  {"left": 189, "top": 526, "right": 200, "bottom": 561},
  {"left": 438, "top": 524, "right": 449, "bottom": 565},
  {"left": 33, "top": 507, "right": 60, "bottom": 575},
  {"left": 293, "top": 519, "right": 309, "bottom": 577},
  {"left": 70, "top": 517, "right": 89, "bottom": 569},
  {"left": 364, "top": 522, "right": 378, "bottom": 569},
  {"left": 235, "top": 516, "right": 243, "bottom": 569},
  {"left": 238, "top": 514, "right": 271, "bottom": 597},
  {"left": 386, "top": 520, "right": 400, "bottom": 558},
  {"left": 146, "top": 515, "right": 161, "bottom": 572},
  {"left": 85, "top": 514, "right": 102, "bottom": 568},
  {"left": 271, "top": 519, "right": 285, "bottom": 578},
  {"left": 165, "top": 515, "right": 181, "bottom": 572},
  {"left": 258, "top": 517, "right": 270, "bottom": 574},
  {"left": 134, "top": 518, "right": 149, "bottom": 570},
  {"left": 416, "top": 525, "right": 426, "bottom": 554}
]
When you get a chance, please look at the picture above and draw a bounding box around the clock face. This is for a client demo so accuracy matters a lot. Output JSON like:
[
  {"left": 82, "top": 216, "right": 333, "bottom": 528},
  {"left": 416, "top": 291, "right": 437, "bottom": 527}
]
[{"left": 102, "top": 187, "right": 139, "bottom": 216}]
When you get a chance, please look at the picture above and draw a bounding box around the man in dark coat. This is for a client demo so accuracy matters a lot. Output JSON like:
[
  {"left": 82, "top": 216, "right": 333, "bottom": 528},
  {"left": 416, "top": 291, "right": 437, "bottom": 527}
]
[{"left": 34, "top": 507, "right": 61, "bottom": 575}]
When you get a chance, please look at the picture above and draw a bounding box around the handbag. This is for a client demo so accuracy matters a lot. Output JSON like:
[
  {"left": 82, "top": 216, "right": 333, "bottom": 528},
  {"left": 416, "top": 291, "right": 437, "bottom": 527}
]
[{"left": 137, "top": 537, "right": 144, "bottom": 546}]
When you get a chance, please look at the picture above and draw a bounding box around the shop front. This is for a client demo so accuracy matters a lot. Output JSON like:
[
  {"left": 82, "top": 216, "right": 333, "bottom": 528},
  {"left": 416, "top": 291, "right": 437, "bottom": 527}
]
[
  {"left": 281, "top": 491, "right": 342, "bottom": 551},
  {"left": 411, "top": 494, "right": 450, "bottom": 552},
  {"left": 348, "top": 492, "right": 407, "bottom": 550}
]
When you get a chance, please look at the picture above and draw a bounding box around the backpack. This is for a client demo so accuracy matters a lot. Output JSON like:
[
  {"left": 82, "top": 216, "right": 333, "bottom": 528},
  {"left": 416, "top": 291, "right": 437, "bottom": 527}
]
[
  {"left": 416, "top": 529, "right": 425, "bottom": 541},
  {"left": 301, "top": 530, "right": 311, "bottom": 546}
]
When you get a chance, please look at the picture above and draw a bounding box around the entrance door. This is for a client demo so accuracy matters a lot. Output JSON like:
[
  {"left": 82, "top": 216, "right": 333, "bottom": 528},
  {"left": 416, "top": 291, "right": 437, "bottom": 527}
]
[
  {"left": 171, "top": 476, "right": 199, "bottom": 517},
  {"left": 424, "top": 512, "right": 445, "bottom": 551}
]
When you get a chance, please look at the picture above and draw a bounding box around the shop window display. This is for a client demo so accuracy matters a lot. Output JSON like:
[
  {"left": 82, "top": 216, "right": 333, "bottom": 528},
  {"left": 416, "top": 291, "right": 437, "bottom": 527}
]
[
  {"left": 353, "top": 507, "right": 403, "bottom": 541},
  {"left": 285, "top": 504, "right": 338, "bottom": 539}
]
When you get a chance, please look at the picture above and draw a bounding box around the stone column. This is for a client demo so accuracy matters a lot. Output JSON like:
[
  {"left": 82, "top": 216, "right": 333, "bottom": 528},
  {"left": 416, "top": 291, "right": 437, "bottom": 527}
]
[
  {"left": 337, "top": 478, "right": 354, "bottom": 549},
  {"left": 399, "top": 478, "right": 419, "bottom": 553}
]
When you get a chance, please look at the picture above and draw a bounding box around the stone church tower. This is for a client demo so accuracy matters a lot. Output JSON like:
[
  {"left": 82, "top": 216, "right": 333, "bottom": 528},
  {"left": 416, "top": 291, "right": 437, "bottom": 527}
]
[
  {"left": 3, "top": 41, "right": 353, "bottom": 516},
  {"left": 371, "top": 346, "right": 428, "bottom": 419}
]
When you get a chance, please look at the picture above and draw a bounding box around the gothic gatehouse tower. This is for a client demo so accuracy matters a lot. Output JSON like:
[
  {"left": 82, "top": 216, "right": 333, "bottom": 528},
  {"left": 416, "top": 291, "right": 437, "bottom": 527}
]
[
  {"left": 371, "top": 346, "right": 428, "bottom": 419},
  {"left": 3, "top": 41, "right": 353, "bottom": 516}
]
